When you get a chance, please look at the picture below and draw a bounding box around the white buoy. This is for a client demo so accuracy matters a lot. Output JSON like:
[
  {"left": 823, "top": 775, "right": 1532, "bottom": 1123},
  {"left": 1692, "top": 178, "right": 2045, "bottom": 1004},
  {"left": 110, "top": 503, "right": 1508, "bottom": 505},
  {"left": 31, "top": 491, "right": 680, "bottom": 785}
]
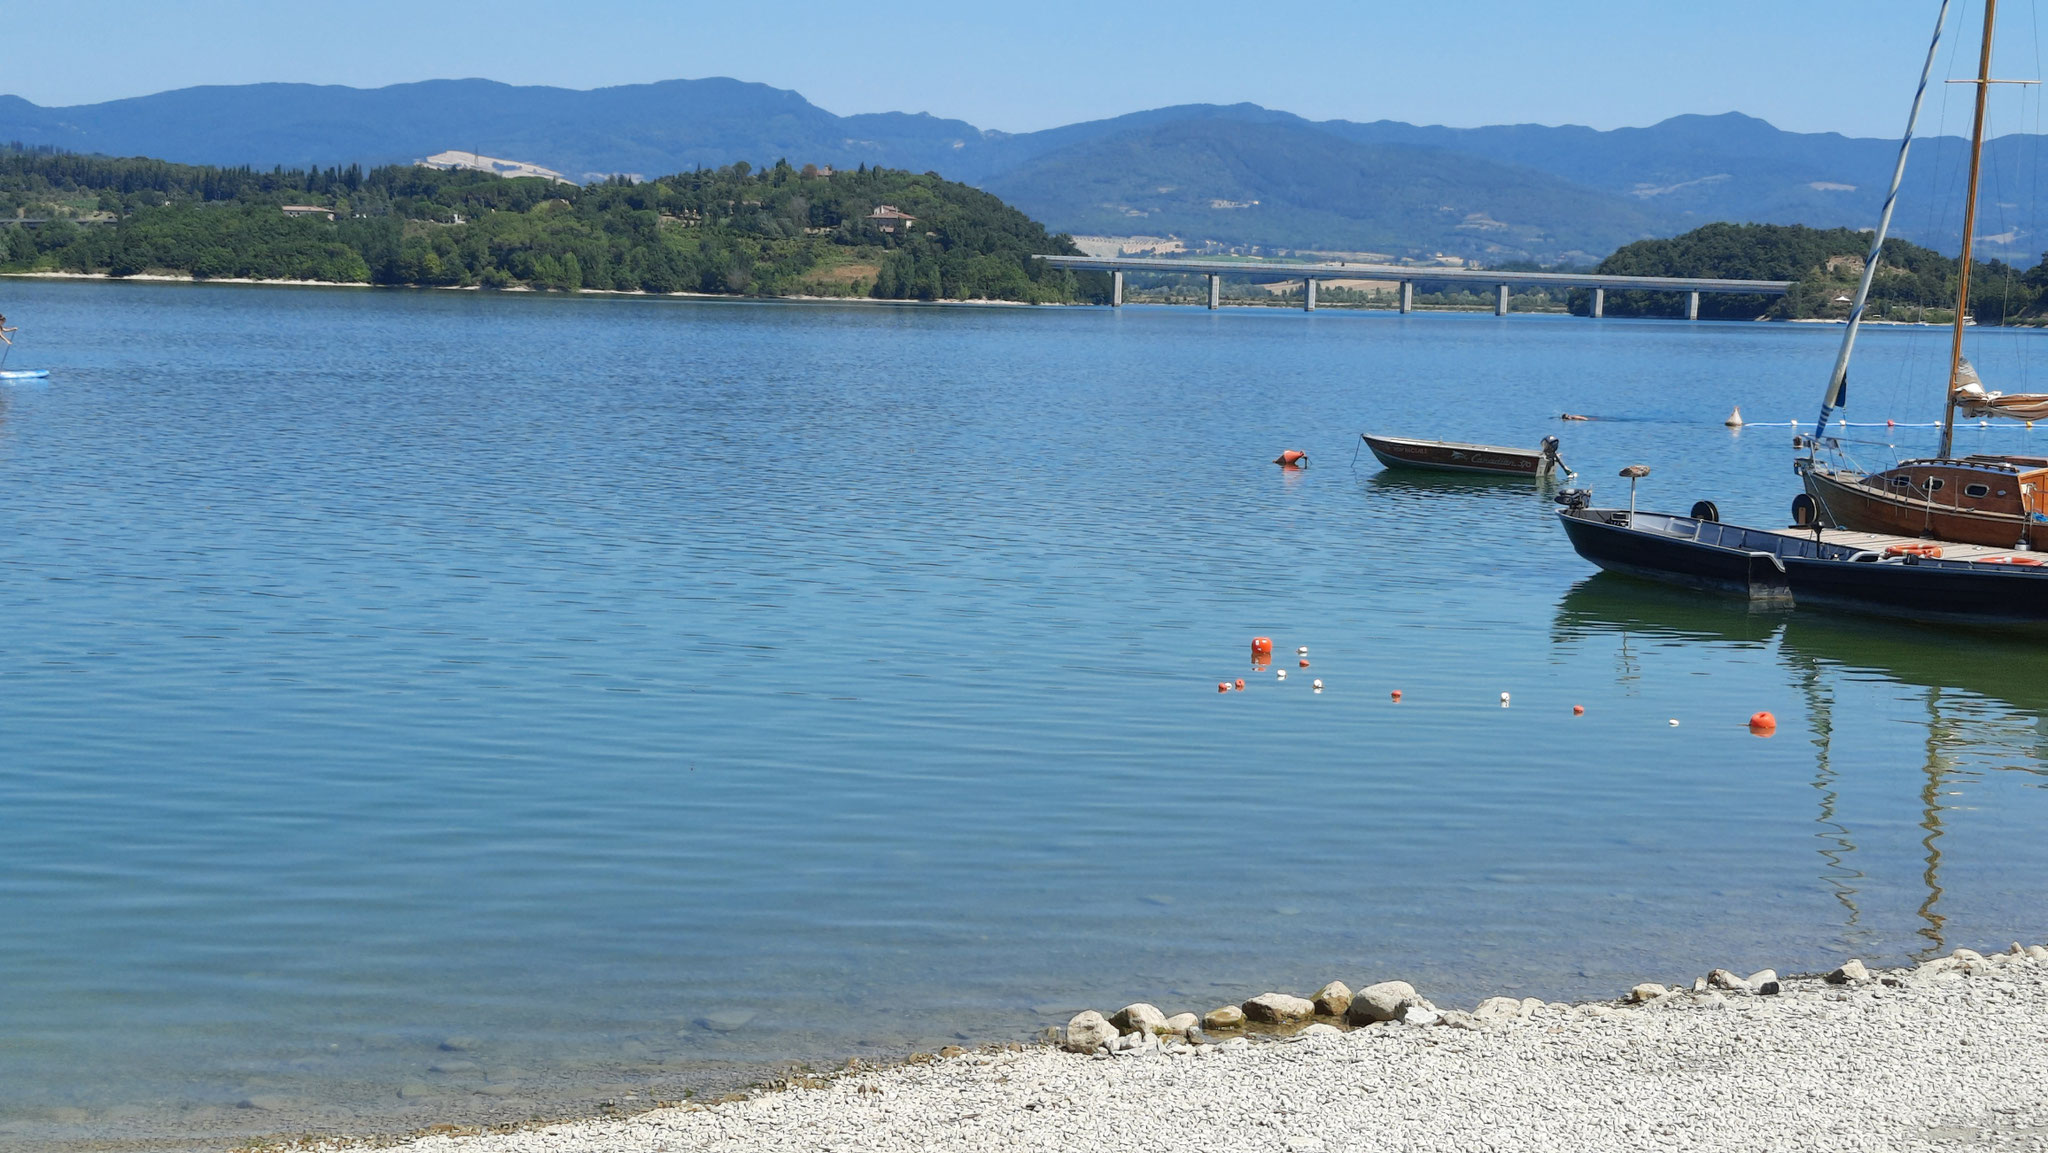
[
  {"left": 1669, "top": 719, "right": 1681, "bottom": 727},
  {"left": 1500, "top": 691, "right": 1511, "bottom": 705},
  {"left": 1312, "top": 679, "right": 1324, "bottom": 690},
  {"left": 1724, "top": 406, "right": 1743, "bottom": 428},
  {"left": 1297, "top": 646, "right": 1309, "bottom": 655},
  {"left": 1276, "top": 670, "right": 1287, "bottom": 680}
]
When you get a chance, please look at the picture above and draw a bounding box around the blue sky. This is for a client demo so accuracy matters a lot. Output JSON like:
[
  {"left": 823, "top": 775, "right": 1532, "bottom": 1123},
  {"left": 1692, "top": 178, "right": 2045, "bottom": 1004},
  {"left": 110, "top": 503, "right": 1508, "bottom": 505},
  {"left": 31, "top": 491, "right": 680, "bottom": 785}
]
[{"left": 9, "top": 0, "right": 2046, "bottom": 137}]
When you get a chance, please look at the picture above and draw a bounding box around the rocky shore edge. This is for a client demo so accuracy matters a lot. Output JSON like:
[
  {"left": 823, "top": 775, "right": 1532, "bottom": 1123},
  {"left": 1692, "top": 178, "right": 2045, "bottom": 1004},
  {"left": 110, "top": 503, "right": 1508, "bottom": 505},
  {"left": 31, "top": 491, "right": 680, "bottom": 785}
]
[{"left": 286, "top": 940, "right": 2048, "bottom": 1152}]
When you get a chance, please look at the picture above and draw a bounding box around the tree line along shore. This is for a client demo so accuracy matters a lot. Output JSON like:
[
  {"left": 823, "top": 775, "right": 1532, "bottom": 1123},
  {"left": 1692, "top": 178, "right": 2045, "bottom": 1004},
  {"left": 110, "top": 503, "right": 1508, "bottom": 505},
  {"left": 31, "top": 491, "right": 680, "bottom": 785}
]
[
  {"left": 0, "top": 148, "right": 1106, "bottom": 304},
  {"left": 5, "top": 145, "right": 2048, "bottom": 320}
]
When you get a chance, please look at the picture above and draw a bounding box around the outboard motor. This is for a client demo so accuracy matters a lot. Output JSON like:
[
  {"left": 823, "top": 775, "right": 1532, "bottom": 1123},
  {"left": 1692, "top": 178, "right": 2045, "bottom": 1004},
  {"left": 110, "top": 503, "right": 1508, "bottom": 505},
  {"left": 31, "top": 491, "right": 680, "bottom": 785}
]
[
  {"left": 1540, "top": 435, "right": 1573, "bottom": 478},
  {"left": 1554, "top": 488, "right": 1593, "bottom": 511}
]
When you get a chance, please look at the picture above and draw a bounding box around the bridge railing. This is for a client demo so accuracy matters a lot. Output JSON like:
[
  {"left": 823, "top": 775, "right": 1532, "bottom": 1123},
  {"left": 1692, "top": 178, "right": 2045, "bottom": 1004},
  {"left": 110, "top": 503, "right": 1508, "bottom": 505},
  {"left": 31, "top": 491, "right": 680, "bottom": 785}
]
[{"left": 1032, "top": 254, "right": 1793, "bottom": 318}]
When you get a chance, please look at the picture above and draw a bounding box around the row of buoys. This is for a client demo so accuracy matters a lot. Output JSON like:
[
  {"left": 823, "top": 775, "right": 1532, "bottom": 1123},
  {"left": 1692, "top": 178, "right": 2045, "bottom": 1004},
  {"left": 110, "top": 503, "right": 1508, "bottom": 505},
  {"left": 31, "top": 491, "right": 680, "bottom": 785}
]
[{"left": 1239, "top": 638, "right": 1779, "bottom": 732}]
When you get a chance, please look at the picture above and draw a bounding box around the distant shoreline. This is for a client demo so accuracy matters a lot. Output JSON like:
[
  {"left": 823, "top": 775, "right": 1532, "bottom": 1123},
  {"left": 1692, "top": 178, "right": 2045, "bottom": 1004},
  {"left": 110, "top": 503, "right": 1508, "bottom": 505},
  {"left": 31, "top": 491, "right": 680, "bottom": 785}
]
[
  {"left": 0, "top": 270, "right": 1066, "bottom": 308},
  {"left": 2, "top": 272, "right": 1975, "bottom": 324}
]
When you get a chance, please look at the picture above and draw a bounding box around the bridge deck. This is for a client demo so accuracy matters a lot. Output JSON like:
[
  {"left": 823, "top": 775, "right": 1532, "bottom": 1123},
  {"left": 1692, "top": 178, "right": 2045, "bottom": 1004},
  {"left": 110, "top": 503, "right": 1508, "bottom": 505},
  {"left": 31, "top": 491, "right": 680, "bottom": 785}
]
[{"left": 1033, "top": 255, "right": 1791, "bottom": 295}]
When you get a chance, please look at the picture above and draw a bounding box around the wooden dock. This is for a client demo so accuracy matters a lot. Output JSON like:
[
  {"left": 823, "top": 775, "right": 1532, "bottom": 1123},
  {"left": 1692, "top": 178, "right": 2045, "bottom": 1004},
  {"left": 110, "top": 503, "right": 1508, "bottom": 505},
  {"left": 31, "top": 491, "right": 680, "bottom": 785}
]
[{"left": 1812, "top": 528, "right": 2031, "bottom": 561}]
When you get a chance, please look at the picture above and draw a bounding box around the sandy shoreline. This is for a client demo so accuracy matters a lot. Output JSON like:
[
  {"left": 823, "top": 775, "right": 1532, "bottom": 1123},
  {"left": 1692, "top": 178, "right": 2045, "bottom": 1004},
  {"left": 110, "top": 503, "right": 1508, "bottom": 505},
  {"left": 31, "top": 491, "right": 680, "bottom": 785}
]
[{"left": 264, "top": 941, "right": 2048, "bottom": 1153}]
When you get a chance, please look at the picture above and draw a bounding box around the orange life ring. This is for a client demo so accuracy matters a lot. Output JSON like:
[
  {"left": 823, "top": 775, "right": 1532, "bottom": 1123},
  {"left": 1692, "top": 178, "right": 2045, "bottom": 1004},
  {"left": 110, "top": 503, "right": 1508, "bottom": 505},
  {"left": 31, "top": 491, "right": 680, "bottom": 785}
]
[
  {"left": 1980, "top": 555, "right": 2044, "bottom": 565},
  {"left": 1883, "top": 543, "right": 1943, "bottom": 559}
]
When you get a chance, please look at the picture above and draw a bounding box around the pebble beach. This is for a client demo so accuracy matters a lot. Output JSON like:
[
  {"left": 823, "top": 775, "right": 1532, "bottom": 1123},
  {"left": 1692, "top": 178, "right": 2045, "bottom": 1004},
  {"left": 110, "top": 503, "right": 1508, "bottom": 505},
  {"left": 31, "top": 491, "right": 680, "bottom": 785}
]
[{"left": 318, "top": 942, "right": 2048, "bottom": 1153}]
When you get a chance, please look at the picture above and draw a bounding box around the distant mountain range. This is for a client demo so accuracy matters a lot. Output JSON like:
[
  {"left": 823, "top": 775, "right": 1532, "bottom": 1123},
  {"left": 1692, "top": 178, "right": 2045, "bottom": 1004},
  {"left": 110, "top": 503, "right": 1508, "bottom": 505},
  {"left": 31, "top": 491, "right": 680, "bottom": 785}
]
[{"left": 2, "top": 78, "right": 2038, "bottom": 264}]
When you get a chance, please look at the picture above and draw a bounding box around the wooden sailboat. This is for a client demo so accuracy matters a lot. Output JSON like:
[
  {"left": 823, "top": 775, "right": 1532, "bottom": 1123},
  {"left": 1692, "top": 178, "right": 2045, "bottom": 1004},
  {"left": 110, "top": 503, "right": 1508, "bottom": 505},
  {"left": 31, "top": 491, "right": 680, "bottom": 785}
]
[{"left": 1799, "top": 0, "right": 2048, "bottom": 548}]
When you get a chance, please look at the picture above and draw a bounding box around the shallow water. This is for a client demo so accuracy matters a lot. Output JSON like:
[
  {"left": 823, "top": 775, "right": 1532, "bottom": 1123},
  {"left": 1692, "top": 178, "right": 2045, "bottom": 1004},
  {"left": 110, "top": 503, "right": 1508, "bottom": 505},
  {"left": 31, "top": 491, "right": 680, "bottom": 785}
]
[{"left": 4, "top": 281, "right": 2047, "bottom": 1149}]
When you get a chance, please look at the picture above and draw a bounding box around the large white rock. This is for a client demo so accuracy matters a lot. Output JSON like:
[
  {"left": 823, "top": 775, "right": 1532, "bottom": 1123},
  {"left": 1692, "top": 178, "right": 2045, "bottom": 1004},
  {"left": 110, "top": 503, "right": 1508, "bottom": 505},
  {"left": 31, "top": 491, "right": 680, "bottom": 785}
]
[
  {"left": 1747, "top": 969, "right": 1781, "bottom": 995},
  {"left": 1203, "top": 1005, "right": 1246, "bottom": 1031},
  {"left": 1298, "top": 1022, "right": 1342, "bottom": 1038},
  {"left": 1707, "top": 969, "right": 1751, "bottom": 994},
  {"left": 1400, "top": 1004, "right": 1442, "bottom": 1027},
  {"left": 1471, "top": 996, "right": 1524, "bottom": 1024},
  {"left": 1629, "top": 983, "right": 1668, "bottom": 1003},
  {"left": 1243, "top": 993, "right": 1316, "bottom": 1025},
  {"left": 1312, "top": 981, "right": 1354, "bottom": 1017},
  {"left": 1163, "top": 1013, "right": 1200, "bottom": 1036},
  {"left": 1347, "top": 981, "right": 1419, "bottom": 1024},
  {"left": 1064, "top": 1011, "right": 1116, "bottom": 1053},
  {"left": 1110, "top": 1003, "right": 1168, "bottom": 1036},
  {"left": 1826, "top": 959, "right": 1870, "bottom": 984}
]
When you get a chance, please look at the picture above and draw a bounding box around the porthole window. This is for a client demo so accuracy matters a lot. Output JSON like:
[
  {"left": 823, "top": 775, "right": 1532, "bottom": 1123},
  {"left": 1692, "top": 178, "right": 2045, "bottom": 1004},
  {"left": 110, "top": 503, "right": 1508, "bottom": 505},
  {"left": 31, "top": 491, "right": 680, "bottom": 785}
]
[
  {"left": 1965, "top": 483, "right": 1990, "bottom": 497},
  {"left": 1928, "top": 478, "right": 1946, "bottom": 491},
  {"left": 1890, "top": 476, "right": 1912, "bottom": 488}
]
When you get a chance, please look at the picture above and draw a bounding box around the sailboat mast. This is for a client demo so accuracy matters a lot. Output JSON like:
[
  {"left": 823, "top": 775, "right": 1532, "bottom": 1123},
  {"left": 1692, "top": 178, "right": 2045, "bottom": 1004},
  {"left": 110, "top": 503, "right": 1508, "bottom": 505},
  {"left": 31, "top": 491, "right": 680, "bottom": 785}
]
[
  {"left": 1810, "top": 0, "right": 1952, "bottom": 448},
  {"left": 1940, "top": 0, "right": 2000, "bottom": 460}
]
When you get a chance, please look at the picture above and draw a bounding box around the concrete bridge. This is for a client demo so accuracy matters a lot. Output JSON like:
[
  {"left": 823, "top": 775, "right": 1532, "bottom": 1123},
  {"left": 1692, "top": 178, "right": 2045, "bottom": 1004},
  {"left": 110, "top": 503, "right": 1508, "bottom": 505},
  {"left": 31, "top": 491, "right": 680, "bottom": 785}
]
[{"left": 1032, "top": 255, "right": 1794, "bottom": 319}]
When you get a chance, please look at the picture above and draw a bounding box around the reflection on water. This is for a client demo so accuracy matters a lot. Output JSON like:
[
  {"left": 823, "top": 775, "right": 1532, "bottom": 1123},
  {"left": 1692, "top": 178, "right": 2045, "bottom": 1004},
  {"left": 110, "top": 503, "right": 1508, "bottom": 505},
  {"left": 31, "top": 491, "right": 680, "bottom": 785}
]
[{"left": 1555, "top": 575, "right": 2048, "bottom": 963}]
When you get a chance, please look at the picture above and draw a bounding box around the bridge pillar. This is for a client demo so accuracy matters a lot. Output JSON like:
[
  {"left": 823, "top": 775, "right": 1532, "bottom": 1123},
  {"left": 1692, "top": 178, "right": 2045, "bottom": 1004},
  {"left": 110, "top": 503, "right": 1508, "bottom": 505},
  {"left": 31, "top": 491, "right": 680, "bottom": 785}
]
[
  {"left": 1687, "top": 290, "right": 1700, "bottom": 321},
  {"left": 1399, "top": 280, "right": 1413, "bottom": 313},
  {"left": 1592, "top": 287, "right": 1605, "bottom": 318},
  {"left": 1495, "top": 284, "right": 1510, "bottom": 316},
  {"left": 1111, "top": 270, "right": 1123, "bottom": 308},
  {"left": 1304, "top": 278, "right": 1317, "bottom": 311},
  {"left": 1207, "top": 274, "right": 1220, "bottom": 310}
]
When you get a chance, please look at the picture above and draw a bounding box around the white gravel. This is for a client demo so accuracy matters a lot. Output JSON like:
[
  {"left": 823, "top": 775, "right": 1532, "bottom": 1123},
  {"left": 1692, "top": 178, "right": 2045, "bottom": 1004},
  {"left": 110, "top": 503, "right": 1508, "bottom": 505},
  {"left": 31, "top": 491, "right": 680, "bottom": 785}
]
[{"left": 364, "top": 945, "right": 2048, "bottom": 1153}]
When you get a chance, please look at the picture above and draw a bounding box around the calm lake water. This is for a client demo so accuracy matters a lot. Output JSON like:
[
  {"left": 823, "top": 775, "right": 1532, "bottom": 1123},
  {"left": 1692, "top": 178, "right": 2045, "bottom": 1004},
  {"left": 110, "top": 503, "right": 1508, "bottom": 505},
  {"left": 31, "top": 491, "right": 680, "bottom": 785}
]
[{"left": 5, "top": 281, "right": 2048, "bottom": 1149}]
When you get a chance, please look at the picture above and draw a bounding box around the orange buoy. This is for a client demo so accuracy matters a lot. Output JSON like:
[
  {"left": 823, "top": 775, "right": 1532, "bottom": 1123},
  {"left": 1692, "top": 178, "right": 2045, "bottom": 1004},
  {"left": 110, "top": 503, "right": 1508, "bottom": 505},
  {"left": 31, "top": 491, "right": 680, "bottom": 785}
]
[
  {"left": 1298, "top": 659, "right": 1310, "bottom": 668},
  {"left": 1234, "top": 678, "right": 1245, "bottom": 691},
  {"left": 1251, "top": 636, "right": 1273, "bottom": 657},
  {"left": 1274, "top": 450, "right": 1308, "bottom": 468},
  {"left": 1748, "top": 711, "right": 1777, "bottom": 733},
  {"left": 1572, "top": 704, "right": 1585, "bottom": 715},
  {"left": 1883, "top": 543, "right": 1942, "bottom": 559},
  {"left": 1218, "top": 682, "right": 1230, "bottom": 693},
  {"left": 1390, "top": 690, "right": 1402, "bottom": 701}
]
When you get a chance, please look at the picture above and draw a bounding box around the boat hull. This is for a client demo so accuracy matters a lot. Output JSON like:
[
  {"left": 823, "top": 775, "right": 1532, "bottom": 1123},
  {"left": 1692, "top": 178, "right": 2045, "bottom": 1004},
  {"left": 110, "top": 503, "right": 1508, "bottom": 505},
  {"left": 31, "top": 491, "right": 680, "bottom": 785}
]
[
  {"left": 1802, "top": 463, "right": 2037, "bottom": 549},
  {"left": 1558, "top": 509, "right": 1792, "bottom": 601},
  {"left": 1784, "top": 554, "right": 2048, "bottom": 624},
  {"left": 1364, "top": 434, "right": 1550, "bottom": 478},
  {"left": 1558, "top": 503, "right": 2048, "bottom": 624}
]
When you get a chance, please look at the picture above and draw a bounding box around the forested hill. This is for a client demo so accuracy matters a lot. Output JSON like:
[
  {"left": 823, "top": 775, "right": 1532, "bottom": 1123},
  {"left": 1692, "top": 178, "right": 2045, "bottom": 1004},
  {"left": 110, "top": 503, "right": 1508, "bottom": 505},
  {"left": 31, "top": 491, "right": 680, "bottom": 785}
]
[
  {"left": 1581, "top": 222, "right": 2045, "bottom": 324},
  {"left": 0, "top": 148, "right": 1102, "bottom": 302}
]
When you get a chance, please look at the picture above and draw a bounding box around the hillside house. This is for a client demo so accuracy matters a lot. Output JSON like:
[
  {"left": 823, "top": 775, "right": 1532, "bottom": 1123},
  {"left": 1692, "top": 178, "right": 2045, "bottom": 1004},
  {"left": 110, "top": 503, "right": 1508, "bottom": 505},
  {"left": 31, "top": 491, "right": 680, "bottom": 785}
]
[
  {"left": 280, "top": 205, "right": 335, "bottom": 220},
  {"left": 868, "top": 205, "right": 916, "bottom": 233}
]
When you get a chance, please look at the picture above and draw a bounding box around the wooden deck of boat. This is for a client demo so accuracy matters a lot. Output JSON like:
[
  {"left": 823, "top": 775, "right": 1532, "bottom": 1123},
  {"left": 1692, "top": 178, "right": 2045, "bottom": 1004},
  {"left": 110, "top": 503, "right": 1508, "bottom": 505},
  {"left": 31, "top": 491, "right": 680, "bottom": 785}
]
[{"left": 1813, "top": 528, "right": 2025, "bottom": 560}]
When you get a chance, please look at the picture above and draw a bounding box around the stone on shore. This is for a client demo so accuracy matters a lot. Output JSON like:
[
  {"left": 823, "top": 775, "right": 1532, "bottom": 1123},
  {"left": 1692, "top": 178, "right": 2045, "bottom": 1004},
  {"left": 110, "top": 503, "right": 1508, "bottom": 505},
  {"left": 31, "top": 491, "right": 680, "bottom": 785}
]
[
  {"left": 1471, "top": 996, "right": 1523, "bottom": 1025},
  {"left": 1747, "top": 969, "right": 1781, "bottom": 996},
  {"left": 1203, "top": 1006, "right": 1246, "bottom": 1031},
  {"left": 1163, "top": 1013, "right": 1200, "bottom": 1036},
  {"left": 1299, "top": 1023, "right": 1342, "bottom": 1038},
  {"left": 1707, "top": 969, "right": 1751, "bottom": 993},
  {"left": 1629, "top": 983, "right": 1668, "bottom": 1003},
  {"left": 1348, "top": 980, "right": 1420, "bottom": 1024},
  {"left": 1312, "top": 981, "right": 1354, "bottom": 1017},
  {"left": 1827, "top": 959, "right": 1870, "bottom": 984},
  {"left": 1400, "top": 1004, "right": 1442, "bottom": 1027},
  {"left": 1110, "top": 1003, "right": 1169, "bottom": 1036},
  {"left": 1243, "top": 993, "right": 1316, "bottom": 1025},
  {"left": 1064, "top": 1011, "right": 1116, "bottom": 1053}
]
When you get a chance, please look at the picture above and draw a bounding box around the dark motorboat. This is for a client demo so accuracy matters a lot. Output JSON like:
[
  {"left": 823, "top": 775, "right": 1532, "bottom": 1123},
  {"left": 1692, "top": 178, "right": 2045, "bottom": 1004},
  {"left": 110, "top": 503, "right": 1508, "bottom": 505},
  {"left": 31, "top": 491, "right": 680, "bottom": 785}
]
[
  {"left": 1362, "top": 433, "right": 1570, "bottom": 479},
  {"left": 1555, "top": 477, "right": 2048, "bottom": 626}
]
